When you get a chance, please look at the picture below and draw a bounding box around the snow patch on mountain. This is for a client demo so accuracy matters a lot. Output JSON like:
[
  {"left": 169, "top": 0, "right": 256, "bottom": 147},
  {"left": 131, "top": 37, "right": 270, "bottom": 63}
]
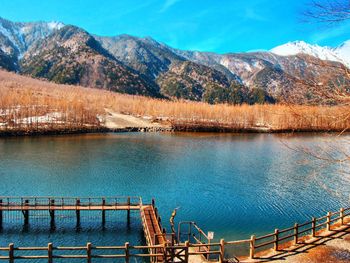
[
  {"left": 271, "top": 40, "right": 350, "bottom": 68},
  {"left": 47, "top": 21, "right": 64, "bottom": 30},
  {"left": 334, "top": 40, "right": 350, "bottom": 66},
  {"left": 0, "top": 22, "right": 19, "bottom": 52},
  {"left": 0, "top": 18, "right": 64, "bottom": 57}
]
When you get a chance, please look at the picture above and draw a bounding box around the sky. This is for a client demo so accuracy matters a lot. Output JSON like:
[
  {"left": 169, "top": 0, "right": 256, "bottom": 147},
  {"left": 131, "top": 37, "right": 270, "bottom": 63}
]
[{"left": 1, "top": 0, "right": 350, "bottom": 53}]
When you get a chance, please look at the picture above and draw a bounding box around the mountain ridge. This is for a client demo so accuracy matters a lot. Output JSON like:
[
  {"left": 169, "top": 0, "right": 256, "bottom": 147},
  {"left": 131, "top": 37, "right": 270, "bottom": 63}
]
[{"left": 0, "top": 16, "right": 349, "bottom": 105}]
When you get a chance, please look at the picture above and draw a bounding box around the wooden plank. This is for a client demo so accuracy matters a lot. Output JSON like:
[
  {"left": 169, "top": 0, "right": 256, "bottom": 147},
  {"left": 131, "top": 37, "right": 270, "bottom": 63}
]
[{"left": 140, "top": 205, "right": 166, "bottom": 262}]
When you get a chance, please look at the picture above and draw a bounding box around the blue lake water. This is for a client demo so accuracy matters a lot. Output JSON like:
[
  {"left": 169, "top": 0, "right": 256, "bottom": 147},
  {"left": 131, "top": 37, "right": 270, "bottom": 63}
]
[{"left": 0, "top": 132, "right": 349, "bottom": 258}]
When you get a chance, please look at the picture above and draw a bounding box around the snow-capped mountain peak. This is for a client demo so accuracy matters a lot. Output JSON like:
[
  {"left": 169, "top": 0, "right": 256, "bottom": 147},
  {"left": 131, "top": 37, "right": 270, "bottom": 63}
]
[
  {"left": 270, "top": 40, "right": 349, "bottom": 65},
  {"left": 334, "top": 40, "right": 350, "bottom": 67}
]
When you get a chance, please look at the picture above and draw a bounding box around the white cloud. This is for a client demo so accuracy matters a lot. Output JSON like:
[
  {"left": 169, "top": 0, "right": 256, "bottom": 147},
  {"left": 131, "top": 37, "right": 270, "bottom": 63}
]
[
  {"left": 159, "top": 0, "right": 181, "bottom": 13},
  {"left": 244, "top": 8, "right": 268, "bottom": 22}
]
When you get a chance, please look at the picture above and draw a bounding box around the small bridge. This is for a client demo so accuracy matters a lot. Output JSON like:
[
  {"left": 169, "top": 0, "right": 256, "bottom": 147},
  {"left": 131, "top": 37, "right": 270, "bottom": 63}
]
[
  {"left": 0, "top": 196, "right": 348, "bottom": 262},
  {"left": 0, "top": 196, "right": 141, "bottom": 227},
  {"left": 0, "top": 196, "right": 208, "bottom": 262}
]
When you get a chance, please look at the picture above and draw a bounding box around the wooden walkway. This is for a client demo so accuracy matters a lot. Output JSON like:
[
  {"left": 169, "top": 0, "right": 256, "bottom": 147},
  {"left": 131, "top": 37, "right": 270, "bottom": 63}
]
[
  {"left": 141, "top": 205, "right": 166, "bottom": 246},
  {"left": 140, "top": 203, "right": 169, "bottom": 262},
  {"left": 0, "top": 196, "right": 347, "bottom": 262},
  {"left": 0, "top": 204, "right": 141, "bottom": 211},
  {"left": 0, "top": 197, "right": 166, "bottom": 248},
  {"left": 0, "top": 196, "right": 141, "bottom": 227}
]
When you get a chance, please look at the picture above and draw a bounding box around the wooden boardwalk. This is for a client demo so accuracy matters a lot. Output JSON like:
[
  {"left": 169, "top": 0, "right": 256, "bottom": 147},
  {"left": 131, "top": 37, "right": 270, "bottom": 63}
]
[
  {"left": 141, "top": 205, "right": 166, "bottom": 246},
  {"left": 140, "top": 202, "right": 169, "bottom": 262},
  {"left": 0, "top": 197, "right": 166, "bottom": 247},
  {"left": 0, "top": 205, "right": 141, "bottom": 211},
  {"left": 0, "top": 196, "right": 141, "bottom": 227},
  {"left": 0, "top": 196, "right": 347, "bottom": 262}
]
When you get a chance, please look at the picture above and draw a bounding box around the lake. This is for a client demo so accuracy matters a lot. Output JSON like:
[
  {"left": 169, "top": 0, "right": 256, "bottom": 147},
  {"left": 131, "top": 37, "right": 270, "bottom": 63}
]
[{"left": 0, "top": 132, "right": 349, "bottom": 258}]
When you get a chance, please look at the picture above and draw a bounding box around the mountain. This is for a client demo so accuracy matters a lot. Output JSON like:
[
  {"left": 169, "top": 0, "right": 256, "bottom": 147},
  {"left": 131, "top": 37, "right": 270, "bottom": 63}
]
[
  {"left": 20, "top": 26, "right": 160, "bottom": 96},
  {"left": 333, "top": 41, "right": 350, "bottom": 67},
  {"left": 271, "top": 40, "right": 350, "bottom": 68},
  {"left": 175, "top": 47, "right": 349, "bottom": 104},
  {"left": 0, "top": 16, "right": 349, "bottom": 105},
  {"left": 0, "top": 17, "right": 64, "bottom": 70},
  {"left": 96, "top": 35, "right": 185, "bottom": 79},
  {"left": 157, "top": 60, "right": 231, "bottom": 102},
  {"left": 96, "top": 35, "right": 244, "bottom": 102}
]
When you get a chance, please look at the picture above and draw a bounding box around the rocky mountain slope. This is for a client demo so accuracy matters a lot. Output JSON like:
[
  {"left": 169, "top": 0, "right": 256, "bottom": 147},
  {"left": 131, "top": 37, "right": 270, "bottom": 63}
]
[
  {"left": 20, "top": 26, "right": 159, "bottom": 96},
  {"left": 96, "top": 34, "right": 185, "bottom": 79},
  {"left": 96, "top": 34, "right": 243, "bottom": 102},
  {"left": 174, "top": 48, "right": 349, "bottom": 104},
  {"left": 0, "top": 17, "right": 64, "bottom": 70},
  {"left": 0, "top": 17, "right": 349, "bottom": 105}
]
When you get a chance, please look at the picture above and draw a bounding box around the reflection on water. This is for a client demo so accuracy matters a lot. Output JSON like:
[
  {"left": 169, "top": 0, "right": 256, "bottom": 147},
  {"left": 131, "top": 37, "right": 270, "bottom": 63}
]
[{"left": 0, "top": 132, "right": 349, "bottom": 249}]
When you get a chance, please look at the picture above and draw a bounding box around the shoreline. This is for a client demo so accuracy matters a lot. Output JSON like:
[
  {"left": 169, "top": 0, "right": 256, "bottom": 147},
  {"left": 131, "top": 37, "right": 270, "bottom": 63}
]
[{"left": 0, "top": 125, "right": 347, "bottom": 137}]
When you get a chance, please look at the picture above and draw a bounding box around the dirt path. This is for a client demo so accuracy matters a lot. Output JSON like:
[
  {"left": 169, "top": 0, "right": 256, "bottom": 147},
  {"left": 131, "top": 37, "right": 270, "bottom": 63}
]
[{"left": 103, "top": 110, "right": 168, "bottom": 129}]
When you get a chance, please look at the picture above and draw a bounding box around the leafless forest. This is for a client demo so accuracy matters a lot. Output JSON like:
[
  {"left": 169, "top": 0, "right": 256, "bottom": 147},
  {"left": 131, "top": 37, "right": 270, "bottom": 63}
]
[{"left": 0, "top": 70, "right": 349, "bottom": 134}]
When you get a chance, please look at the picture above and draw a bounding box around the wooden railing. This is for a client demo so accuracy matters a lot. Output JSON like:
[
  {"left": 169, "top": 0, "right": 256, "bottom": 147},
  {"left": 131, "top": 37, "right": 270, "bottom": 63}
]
[
  {"left": 176, "top": 207, "right": 350, "bottom": 262},
  {"left": 0, "top": 198, "right": 348, "bottom": 262},
  {"left": 248, "top": 207, "right": 350, "bottom": 259},
  {"left": 0, "top": 242, "right": 164, "bottom": 262},
  {"left": 0, "top": 196, "right": 143, "bottom": 208}
]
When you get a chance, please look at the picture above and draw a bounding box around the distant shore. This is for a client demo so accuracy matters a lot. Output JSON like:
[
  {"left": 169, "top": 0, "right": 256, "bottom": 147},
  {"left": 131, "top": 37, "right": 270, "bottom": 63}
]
[
  {"left": 1, "top": 70, "right": 349, "bottom": 138},
  {"left": 0, "top": 124, "right": 346, "bottom": 137}
]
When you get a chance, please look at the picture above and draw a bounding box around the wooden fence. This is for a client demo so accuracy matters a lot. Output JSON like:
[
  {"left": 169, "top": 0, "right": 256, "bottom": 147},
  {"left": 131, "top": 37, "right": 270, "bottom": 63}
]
[
  {"left": 0, "top": 196, "right": 142, "bottom": 208},
  {"left": 248, "top": 207, "right": 350, "bottom": 259},
  {"left": 0, "top": 241, "right": 227, "bottom": 263},
  {"left": 0, "top": 203, "right": 348, "bottom": 262},
  {"left": 0, "top": 242, "right": 164, "bottom": 262}
]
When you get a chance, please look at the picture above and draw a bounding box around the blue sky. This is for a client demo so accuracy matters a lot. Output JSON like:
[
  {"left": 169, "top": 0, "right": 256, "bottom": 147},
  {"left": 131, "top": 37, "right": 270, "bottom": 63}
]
[{"left": 1, "top": 0, "right": 350, "bottom": 53}]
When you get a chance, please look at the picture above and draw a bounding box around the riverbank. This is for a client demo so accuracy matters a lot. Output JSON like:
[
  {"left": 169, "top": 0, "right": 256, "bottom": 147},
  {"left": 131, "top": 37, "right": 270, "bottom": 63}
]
[
  {"left": 1, "top": 119, "right": 348, "bottom": 137},
  {"left": 1, "top": 70, "right": 350, "bottom": 136},
  {"left": 1, "top": 117, "right": 349, "bottom": 137}
]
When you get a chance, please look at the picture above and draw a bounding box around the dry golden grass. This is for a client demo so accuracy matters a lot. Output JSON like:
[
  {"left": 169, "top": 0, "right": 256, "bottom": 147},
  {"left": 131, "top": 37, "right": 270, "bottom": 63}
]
[{"left": 0, "top": 70, "right": 349, "bottom": 133}]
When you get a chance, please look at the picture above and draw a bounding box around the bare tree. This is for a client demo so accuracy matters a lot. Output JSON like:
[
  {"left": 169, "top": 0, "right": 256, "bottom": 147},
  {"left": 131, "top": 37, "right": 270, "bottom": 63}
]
[
  {"left": 281, "top": 1, "right": 350, "bottom": 201},
  {"left": 303, "top": 0, "right": 350, "bottom": 24}
]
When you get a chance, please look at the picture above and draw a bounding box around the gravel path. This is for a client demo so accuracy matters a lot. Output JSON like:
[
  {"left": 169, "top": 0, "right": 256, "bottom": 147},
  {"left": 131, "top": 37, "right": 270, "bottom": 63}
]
[{"left": 104, "top": 110, "right": 167, "bottom": 129}]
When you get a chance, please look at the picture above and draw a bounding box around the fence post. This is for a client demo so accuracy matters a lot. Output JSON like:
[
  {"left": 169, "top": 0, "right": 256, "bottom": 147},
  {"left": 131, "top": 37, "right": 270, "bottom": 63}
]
[
  {"left": 24, "top": 199, "right": 29, "bottom": 225},
  {"left": 294, "top": 223, "right": 298, "bottom": 245},
  {"left": 87, "top": 242, "right": 92, "bottom": 263},
  {"left": 311, "top": 217, "right": 316, "bottom": 238},
  {"left": 274, "top": 229, "right": 279, "bottom": 251},
  {"left": 125, "top": 242, "right": 130, "bottom": 263},
  {"left": 249, "top": 235, "right": 256, "bottom": 259},
  {"left": 340, "top": 208, "right": 345, "bottom": 225},
  {"left": 326, "top": 212, "right": 331, "bottom": 231},
  {"left": 127, "top": 197, "right": 131, "bottom": 222},
  {"left": 171, "top": 232, "right": 175, "bottom": 245},
  {"left": 76, "top": 199, "right": 80, "bottom": 226},
  {"left": 9, "top": 243, "right": 14, "bottom": 263},
  {"left": 49, "top": 199, "right": 55, "bottom": 227},
  {"left": 48, "top": 243, "right": 53, "bottom": 263},
  {"left": 185, "top": 241, "right": 189, "bottom": 262},
  {"left": 0, "top": 199, "right": 2, "bottom": 228},
  {"left": 219, "top": 239, "right": 225, "bottom": 263},
  {"left": 102, "top": 198, "right": 106, "bottom": 227}
]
